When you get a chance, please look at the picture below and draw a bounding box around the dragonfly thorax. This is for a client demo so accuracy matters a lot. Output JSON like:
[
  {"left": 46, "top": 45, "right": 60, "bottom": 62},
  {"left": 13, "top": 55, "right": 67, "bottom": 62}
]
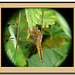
[{"left": 32, "top": 26, "right": 42, "bottom": 42}]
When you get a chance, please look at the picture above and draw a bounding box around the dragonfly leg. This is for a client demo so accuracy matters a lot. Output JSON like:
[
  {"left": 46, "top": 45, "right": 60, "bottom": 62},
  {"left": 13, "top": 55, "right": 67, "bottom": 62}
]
[
  {"left": 19, "top": 27, "right": 35, "bottom": 36},
  {"left": 15, "top": 38, "right": 34, "bottom": 50},
  {"left": 41, "top": 23, "right": 47, "bottom": 39},
  {"left": 41, "top": 12, "right": 44, "bottom": 33},
  {"left": 18, "top": 38, "right": 34, "bottom": 43},
  {"left": 11, "top": 24, "right": 34, "bottom": 36},
  {"left": 41, "top": 11, "right": 47, "bottom": 39}
]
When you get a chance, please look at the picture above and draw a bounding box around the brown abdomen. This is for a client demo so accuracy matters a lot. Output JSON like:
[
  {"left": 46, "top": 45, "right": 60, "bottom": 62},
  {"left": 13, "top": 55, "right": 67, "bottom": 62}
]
[{"left": 36, "top": 41, "right": 43, "bottom": 63}]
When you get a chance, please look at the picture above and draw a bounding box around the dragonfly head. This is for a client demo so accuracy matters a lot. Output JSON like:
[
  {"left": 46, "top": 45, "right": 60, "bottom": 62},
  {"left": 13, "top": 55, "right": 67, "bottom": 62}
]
[{"left": 33, "top": 26, "right": 38, "bottom": 31}]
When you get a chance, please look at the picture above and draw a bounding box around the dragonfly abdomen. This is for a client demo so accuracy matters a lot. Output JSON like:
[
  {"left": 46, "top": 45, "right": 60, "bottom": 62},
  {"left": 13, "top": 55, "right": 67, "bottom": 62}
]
[{"left": 36, "top": 40, "right": 43, "bottom": 63}]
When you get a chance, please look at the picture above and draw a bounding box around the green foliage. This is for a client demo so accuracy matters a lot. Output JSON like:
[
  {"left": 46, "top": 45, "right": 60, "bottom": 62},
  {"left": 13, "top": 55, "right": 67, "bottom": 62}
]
[
  {"left": 3, "top": 8, "right": 71, "bottom": 67},
  {"left": 26, "top": 8, "right": 57, "bottom": 30},
  {"left": 55, "top": 11, "right": 71, "bottom": 39},
  {"left": 27, "top": 48, "right": 63, "bottom": 67}
]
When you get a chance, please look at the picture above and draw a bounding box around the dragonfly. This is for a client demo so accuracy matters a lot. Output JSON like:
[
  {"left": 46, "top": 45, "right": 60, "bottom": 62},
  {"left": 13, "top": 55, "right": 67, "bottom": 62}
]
[{"left": 8, "top": 12, "right": 46, "bottom": 63}]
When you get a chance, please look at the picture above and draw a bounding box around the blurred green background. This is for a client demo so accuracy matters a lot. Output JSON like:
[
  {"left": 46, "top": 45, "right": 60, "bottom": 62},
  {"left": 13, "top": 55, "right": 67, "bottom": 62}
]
[{"left": 3, "top": 8, "right": 72, "bottom": 67}]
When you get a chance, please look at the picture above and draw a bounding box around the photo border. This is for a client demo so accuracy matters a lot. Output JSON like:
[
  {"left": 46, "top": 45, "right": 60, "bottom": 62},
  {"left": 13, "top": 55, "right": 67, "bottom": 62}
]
[{"left": 0, "top": 2, "right": 74, "bottom": 73}]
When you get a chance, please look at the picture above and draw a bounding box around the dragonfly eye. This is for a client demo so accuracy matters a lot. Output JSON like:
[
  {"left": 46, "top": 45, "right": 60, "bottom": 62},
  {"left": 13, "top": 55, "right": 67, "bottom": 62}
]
[{"left": 33, "top": 26, "right": 38, "bottom": 31}]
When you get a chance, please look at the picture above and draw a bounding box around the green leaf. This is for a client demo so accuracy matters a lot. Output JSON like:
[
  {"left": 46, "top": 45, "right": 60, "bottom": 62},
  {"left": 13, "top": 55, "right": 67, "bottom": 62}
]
[
  {"left": 56, "top": 54, "right": 67, "bottom": 67},
  {"left": 4, "top": 9, "right": 28, "bottom": 67},
  {"left": 5, "top": 25, "right": 27, "bottom": 67},
  {"left": 55, "top": 11, "right": 71, "bottom": 39},
  {"left": 26, "top": 8, "right": 57, "bottom": 30},
  {"left": 27, "top": 49, "right": 64, "bottom": 67}
]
